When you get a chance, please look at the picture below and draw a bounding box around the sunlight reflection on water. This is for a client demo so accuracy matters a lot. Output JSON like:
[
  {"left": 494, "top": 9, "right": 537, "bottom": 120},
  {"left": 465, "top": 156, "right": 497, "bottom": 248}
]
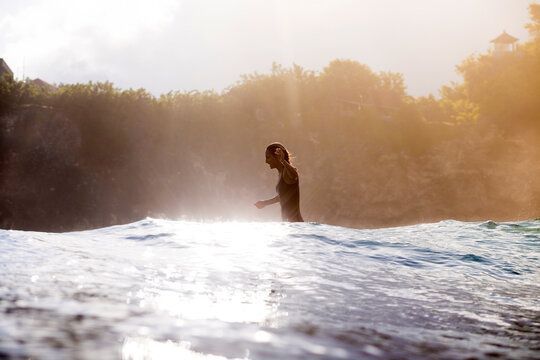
[
  {"left": 119, "top": 222, "right": 291, "bottom": 359},
  {"left": 122, "top": 337, "right": 248, "bottom": 360},
  {"left": 127, "top": 221, "right": 287, "bottom": 324}
]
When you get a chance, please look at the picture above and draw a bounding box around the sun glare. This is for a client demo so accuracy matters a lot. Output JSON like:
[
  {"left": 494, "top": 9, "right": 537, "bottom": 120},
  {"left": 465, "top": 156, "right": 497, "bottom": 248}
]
[
  {"left": 120, "top": 221, "right": 290, "bottom": 359},
  {"left": 118, "top": 222, "right": 288, "bottom": 359},
  {"left": 147, "top": 222, "right": 284, "bottom": 323}
]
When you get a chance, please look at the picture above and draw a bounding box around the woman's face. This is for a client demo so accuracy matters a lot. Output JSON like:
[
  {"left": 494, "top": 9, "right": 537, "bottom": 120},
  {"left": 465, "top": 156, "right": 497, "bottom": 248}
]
[{"left": 265, "top": 149, "right": 278, "bottom": 169}]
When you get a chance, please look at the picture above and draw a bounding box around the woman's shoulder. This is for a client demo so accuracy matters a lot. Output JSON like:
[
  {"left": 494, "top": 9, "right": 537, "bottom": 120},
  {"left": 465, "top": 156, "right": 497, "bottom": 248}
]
[{"left": 282, "top": 171, "right": 298, "bottom": 185}]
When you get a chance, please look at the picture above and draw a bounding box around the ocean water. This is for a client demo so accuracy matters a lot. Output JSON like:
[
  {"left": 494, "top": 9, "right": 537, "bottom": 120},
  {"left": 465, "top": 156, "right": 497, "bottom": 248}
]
[{"left": 0, "top": 219, "right": 539, "bottom": 360}]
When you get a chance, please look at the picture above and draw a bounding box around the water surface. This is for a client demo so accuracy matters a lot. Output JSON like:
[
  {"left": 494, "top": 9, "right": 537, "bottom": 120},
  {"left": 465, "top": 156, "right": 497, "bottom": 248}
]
[{"left": 1, "top": 219, "right": 539, "bottom": 359}]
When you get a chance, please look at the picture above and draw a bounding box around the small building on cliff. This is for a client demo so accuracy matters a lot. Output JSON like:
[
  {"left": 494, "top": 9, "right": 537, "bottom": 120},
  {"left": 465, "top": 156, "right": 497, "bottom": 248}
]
[
  {"left": 490, "top": 31, "right": 519, "bottom": 56},
  {"left": 30, "top": 78, "right": 58, "bottom": 92}
]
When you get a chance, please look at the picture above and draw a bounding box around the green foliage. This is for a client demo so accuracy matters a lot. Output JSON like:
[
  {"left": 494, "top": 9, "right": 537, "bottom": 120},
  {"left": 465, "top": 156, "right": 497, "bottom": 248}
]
[
  {"left": 319, "top": 59, "right": 379, "bottom": 102},
  {"left": 525, "top": 3, "right": 540, "bottom": 37},
  {"left": 0, "top": 75, "right": 51, "bottom": 115}
]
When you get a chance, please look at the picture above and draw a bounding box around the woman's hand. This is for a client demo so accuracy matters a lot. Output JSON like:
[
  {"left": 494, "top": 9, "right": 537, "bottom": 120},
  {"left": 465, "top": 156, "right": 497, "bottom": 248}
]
[
  {"left": 275, "top": 147, "right": 298, "bottom": 184},
  {"left": 254, "top": 196, "right": 279, "bottom": 209},
  {"left": 274, "top": 147, "right": 285, "bottom": 163},
  {"left": 254, "top": 200, "right": 267, "bottom": 209}
]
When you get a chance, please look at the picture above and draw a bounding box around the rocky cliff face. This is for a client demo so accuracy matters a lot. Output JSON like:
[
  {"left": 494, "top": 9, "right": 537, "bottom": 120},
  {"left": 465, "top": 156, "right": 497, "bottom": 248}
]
[
  {"left": 1, "top": 107, "right": 86, "bottom": 230},
  {"left": 296, "top": 124, "right": 540, "bottom": 229},
  {"left": 1, "top": 107, "right": 538, "bottom": 231},
  {"left": 325, "top": 129, "right": 539, "bottom": 228}
]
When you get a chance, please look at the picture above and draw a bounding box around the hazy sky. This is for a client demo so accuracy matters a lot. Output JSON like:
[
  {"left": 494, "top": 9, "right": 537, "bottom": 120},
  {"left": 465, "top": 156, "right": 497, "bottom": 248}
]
[{"left": 0, "top": 0, "right": 534, "bottom": 97}]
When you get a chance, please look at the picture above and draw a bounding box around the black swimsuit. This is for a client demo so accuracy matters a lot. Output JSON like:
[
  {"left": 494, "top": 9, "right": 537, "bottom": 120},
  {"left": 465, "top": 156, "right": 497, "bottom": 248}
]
[{"left": 276, "top": 173, "right": 304, "bottom": 222}]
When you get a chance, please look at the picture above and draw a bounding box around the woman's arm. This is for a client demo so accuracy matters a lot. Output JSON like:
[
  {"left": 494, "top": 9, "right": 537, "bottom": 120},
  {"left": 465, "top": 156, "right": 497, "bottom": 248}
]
[
  {"left": 275, "top": 148, "right": 299, "bottom": 184},
  {"left": 254, "top": 196, "right": 279, "bottom": 209},
  {"left": 280, "top": 159, "right": 298, "bottom": 184}
]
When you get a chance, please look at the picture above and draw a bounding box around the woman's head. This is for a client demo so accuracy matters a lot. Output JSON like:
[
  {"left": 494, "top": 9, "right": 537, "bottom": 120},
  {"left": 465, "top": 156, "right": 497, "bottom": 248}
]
[{"left": 266, "top": 142, "right": 291, "bottom": 164}]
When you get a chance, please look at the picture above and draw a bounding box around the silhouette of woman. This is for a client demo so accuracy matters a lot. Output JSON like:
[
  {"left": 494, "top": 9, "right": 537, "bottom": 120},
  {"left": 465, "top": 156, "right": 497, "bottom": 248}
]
[{"left": 254, "top": 142, "right": 304, "bottom": 222}]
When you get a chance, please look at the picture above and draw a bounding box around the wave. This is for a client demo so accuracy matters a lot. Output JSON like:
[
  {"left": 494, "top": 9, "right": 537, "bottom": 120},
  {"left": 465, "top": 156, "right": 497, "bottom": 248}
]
[{"left": 0, "top": 218, "right": 539, "bottom": 359}]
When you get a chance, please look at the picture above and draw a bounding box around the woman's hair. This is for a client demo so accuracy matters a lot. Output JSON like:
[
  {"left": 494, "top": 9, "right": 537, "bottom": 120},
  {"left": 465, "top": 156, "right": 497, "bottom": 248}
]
[{"left": 266, "top": 142, "right": 292, "bottom": 164}]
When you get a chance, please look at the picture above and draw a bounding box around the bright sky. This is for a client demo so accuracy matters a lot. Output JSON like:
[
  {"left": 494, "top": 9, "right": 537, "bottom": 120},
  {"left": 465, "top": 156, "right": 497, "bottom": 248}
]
[{"left": 0, "top": 0, "right": 534, "bottom": 97}]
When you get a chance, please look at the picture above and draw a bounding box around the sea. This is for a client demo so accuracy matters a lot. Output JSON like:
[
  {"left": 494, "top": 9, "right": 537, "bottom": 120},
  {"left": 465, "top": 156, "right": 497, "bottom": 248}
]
[{"left": 0, "top": 218, "right": 539, "bottom": 360}]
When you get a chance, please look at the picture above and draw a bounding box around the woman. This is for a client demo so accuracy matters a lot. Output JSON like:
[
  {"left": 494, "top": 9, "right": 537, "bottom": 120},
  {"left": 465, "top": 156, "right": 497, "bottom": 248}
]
[{"left": 254, "top": 142, "right": 304, "bottom": 222}]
